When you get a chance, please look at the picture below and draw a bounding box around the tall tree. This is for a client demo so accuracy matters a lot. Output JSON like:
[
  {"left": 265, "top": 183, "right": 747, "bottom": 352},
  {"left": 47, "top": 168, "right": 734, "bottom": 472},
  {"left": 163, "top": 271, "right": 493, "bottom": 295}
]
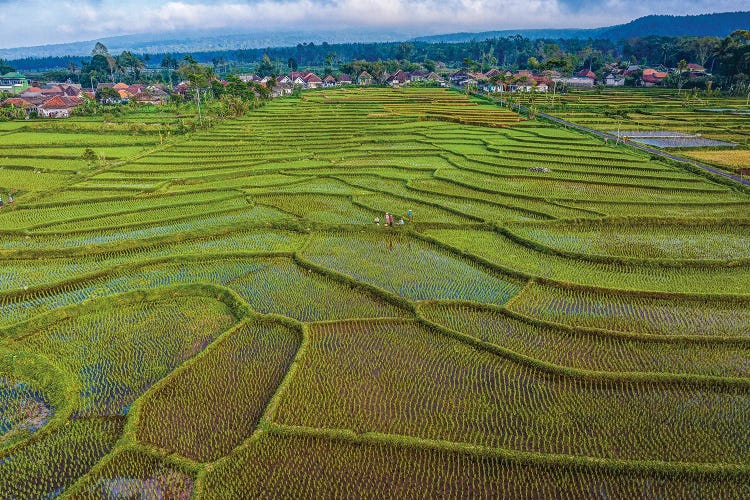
[
  {"left": 92, "top": 42, "right": 118, "bottom": 82},
  {"left": 257, "top": 54, "right": 274, "bottom": 77},
  {"left": 676, "top": 59, "right": 688, "bottom": 93},
  {"left": 118, "top": 51, "right": 145, "bottom": 81},
  {"left": 178, "top": 56, "right": 215, "bottom": 127}
]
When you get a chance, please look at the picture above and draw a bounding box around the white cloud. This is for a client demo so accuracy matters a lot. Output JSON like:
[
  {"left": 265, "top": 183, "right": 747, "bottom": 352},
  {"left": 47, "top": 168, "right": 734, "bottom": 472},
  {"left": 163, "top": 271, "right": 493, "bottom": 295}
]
[{"left": 0, "top": 0, "right": 746, "bottom": 48}]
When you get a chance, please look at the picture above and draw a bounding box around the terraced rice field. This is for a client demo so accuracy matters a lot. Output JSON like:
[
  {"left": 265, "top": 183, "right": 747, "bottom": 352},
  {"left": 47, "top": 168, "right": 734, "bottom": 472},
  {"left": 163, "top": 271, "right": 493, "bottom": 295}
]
[
  {"left": 1, "top": 87, "right": 748, "bottom": 497},
  {"left": 524, "top": 88, "right": 750, "bottom": 173}
]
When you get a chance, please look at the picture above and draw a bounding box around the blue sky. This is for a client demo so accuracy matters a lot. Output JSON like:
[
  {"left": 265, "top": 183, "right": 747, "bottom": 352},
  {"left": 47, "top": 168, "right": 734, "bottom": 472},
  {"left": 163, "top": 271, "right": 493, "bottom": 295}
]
[{"left": 0, "top": 0, "right": 747, "bottom": 48}]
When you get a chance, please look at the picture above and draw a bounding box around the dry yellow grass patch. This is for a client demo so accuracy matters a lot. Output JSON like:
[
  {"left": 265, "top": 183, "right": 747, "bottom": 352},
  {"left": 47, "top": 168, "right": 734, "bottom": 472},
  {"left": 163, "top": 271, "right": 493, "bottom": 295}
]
[{"left": 684, "top": 148, "right": 750, "bottom": 172}]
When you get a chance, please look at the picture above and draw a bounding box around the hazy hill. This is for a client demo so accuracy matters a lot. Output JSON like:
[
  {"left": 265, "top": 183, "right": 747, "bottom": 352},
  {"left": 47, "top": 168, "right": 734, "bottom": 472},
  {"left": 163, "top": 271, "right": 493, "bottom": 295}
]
[
  {"left": 413, "top": 12, "right": 750, "bottom": 43},
  {"left": 0, "top": 29, "right": 410, "bottom": 60},
  {"left": 1, "top": 11, "right": 748, "bottom": 60}
]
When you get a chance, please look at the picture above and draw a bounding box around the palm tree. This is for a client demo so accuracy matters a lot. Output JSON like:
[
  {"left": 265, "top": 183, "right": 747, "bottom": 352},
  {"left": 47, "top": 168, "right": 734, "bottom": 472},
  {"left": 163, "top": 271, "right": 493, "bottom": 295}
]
[{"left": 676, "top": 59, "right": 687, "bottom": 94}]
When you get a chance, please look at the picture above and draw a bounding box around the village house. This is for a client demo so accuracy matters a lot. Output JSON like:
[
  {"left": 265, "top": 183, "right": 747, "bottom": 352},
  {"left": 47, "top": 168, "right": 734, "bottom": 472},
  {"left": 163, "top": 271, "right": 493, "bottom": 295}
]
[
  {"left": 686, "top": 63, "right": 707, "bottom": 78},
  {"left": 483, "top": 68, "right": 502, "bottom": 80},
  {"left": 1, "top": 97, "right": 36, "bottom": 117},
  {"left": 386, "top": 70, "right": 409, "bottom": 86},
  {"left": 640, "top": 68, "right": 669, "bottom": 87},
  {"left": 0, "top": 72, "right": 30, "bottom": 94},
  {"left": 288, "top": 72, "right": 323, "bottom": 89},
  {"left": 271, "top": 83, "right": 293, "bottom": 98},
  {"left": 38, "top": 95, "right": 82, "bottom": 118},
  {"left": 425, "top": 72, "right": 446, "bottom": 86},
  {"left": 407, "top": 70, "right": 427, "bottom": 82},
  {"left": 133, "top": 86, "right": 170, "bottom": 104},
  {"left": 605, "top": 74, "right": 626, "bottom": 86},
  {"left": 553, "top": 76, "right": 595, "bottom": 87},
  {"left": 323, "top": 75, "right": 337, "bottom": 87},
  {"left": 357, "top": 71, "right": 373, "bottom": 85},
  {"left": 336, "top": 74, "right": 353, "bottom": 85},
  {"left": 449, "top": 70, "right": 472, "bottom": 85},
  {"left": 302, "top": 72, "right": 323, "bottom": 88}
]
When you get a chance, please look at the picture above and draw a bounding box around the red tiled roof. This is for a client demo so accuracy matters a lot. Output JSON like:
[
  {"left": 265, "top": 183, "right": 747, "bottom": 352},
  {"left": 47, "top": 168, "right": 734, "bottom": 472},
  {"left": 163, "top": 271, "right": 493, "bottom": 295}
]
[
  {"left": 303, "top": 73, "right": 322, "bottom": 83},
  {"left": 40, "top": 95, "right": 81, "bottom": 109},
  {"left": 387, "top": 70, "right": 409, "bottom": 83},
  {"left": 2, "top": 97, "right": 31, "bottom": 108},
  {"left": 41, "top": 86, "right": 64, "bottom": 95}
]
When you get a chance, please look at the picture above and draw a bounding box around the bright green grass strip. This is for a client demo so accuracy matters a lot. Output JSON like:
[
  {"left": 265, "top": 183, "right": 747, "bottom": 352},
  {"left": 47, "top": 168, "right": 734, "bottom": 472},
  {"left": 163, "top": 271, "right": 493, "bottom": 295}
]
[
  {"left": 203, "top": 432, "right": 750, "bottom": 499},
  {"left": 253, "top": 193, "right": 375, "bottom": 224},
  {"left": 35, "top": 196, "right": 249, "bottom": 233},
  {"left": 437, "top": 169, "right": 740, "bottom": 203},
  {"left": 0, "top": 191, "right": 241, "bottom": 230},
  {"left": 420, "top": 301, "right": 750, "bottom": 377},
  {"left": 274, "top": 319, "right": 750, "bottom": 463},
  {"left": 137, "top": 319, "right": 300, "bottom": 462},
  {"left": 10, "top": 295, "right": 237, "bottom": 416},
  {"left": 338, "top": 175, "right": 549, "bottom": 222},
  {"left": 507, "top": 281, "right": 750, "bottom": 337},
  {"left": 0, "top": 132, "right": 159, "bottom": 147},
  {"left": 245, "top": 177, "right": 371, "bottom": 196},
  {"left": 409, "top": 178, "right": 593, "bottom": 218},
  {"left": 566, "top": 200, "right": 750, "bottom": 218},
  {"left": 304, "top": 232, "right": 523, "bottom": 304},
  {"left": 353, "top": 193, "right": 475, "bottom": 224},
  {"left": 0, "top": 169, "right": 72, "bottom": 192},
  {"left": 424, "top": 228, "right": 750, "bottom": 294},
  {"left": 512, "top": 222, "right": 750, "bottom": 260},
  {"left": 0, "top": 256, "right": 406, "bottom": 326}
]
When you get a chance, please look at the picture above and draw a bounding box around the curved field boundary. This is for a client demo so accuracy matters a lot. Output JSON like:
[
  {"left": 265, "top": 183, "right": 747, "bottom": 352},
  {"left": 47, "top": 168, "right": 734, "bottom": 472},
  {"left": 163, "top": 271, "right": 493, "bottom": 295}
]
[
  {"left": 495, "top": 224, "right": 750, "bottom": 268},
  {"left": 415, "top": 312, "right": 750, "bottom": 390},
  {"left": 496, "top": 95, "right": 750, "bottom": 190},
  {"left": 263, "top": 422, "right": 750, "bottom": 478}
]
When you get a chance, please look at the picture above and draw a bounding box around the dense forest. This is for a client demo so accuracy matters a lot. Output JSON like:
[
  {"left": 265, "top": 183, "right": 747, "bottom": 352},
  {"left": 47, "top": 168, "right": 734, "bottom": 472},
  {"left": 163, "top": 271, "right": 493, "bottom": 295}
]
[{"left": 4, "top": 30, "right": 749, "bottom": 92}]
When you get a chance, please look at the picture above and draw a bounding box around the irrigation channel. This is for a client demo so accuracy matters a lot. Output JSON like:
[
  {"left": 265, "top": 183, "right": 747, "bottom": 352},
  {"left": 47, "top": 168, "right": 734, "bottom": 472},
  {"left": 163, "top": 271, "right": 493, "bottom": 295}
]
[{"left": 489, "top": 94, "right": 750, "bottom": 188}]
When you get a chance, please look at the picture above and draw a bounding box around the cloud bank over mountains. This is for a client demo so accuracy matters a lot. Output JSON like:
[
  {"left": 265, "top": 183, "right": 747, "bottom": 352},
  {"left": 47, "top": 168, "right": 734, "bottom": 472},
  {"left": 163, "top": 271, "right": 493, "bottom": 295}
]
[{"left": 0, "top": 0, "right": 746, "bottom": 48}]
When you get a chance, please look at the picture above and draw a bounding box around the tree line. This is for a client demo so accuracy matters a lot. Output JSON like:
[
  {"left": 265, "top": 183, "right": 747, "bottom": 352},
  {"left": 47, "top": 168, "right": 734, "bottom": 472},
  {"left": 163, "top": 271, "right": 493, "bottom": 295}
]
[{"left": 4, "top": 31, "right": 749, "bottom": 92}]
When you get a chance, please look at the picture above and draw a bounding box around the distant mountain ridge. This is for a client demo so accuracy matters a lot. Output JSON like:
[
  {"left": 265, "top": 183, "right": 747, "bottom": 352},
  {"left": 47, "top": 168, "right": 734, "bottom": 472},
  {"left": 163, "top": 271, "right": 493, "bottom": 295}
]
[
  {"left": 1, "top": 11, "right": 748, "bottom": 60},
  {"left": 412, "top": 12, "right": 750, "bottom": 43},
  {"left": 0, "top": 29, "right": 410, "bottom": 60}
]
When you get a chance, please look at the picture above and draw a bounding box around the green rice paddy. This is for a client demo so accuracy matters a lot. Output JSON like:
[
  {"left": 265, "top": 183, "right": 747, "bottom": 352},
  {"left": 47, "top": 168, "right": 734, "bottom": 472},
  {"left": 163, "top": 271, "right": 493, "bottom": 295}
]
[{"left": 1, "top": 87, "right": 748, "bottom": 497}]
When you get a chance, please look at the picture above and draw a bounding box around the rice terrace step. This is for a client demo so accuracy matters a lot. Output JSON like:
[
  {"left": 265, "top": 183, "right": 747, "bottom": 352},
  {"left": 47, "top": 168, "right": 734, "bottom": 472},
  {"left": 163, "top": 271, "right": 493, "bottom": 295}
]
[{"left": 1, "top": 8, "right": 749, "bottom": 496}]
